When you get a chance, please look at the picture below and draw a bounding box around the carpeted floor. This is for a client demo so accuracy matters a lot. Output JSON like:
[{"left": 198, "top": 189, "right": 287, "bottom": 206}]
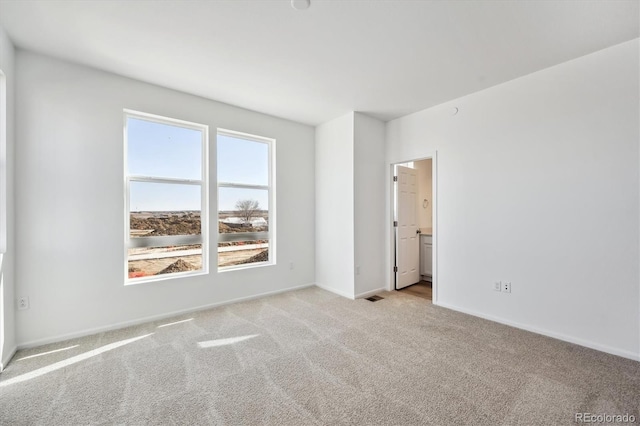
[{"left": 1, "top": 287, "right": 638, "bottom": 425}]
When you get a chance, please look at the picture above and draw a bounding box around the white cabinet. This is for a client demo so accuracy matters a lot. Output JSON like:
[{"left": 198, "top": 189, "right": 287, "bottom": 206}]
[{"left": 420, "top": 235, "right": 432, "bottom": 280}]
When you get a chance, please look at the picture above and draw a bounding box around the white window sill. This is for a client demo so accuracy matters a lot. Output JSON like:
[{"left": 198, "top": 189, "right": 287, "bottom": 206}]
[
  {"left": 218, "top": 261, "right": 274, "bottom": 273},
  {"left": 125, "top": 269, "right": 208, "bottom": 286}
]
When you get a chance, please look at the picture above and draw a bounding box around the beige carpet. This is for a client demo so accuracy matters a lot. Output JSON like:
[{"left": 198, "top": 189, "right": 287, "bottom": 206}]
[{"left": 1, "top": 287, "right": 638, "bottom": 425}]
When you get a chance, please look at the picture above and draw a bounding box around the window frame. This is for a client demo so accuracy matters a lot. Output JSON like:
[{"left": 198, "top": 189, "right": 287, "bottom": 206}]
[
  {"left": 124, "top": 109, "right": 209, "bottom": 284},
  {"left": 0, "top": 69, "right": 6, "bottom": 254},
  {"left": 217, "top": 128, "right": 275, "bottom": 271}
]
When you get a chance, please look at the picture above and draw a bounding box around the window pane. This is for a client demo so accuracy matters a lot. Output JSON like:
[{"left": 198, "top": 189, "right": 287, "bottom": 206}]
[
  {"left": 128, "top": 117, "right": 202, "bottom": 180},
  {"left": 128, "top": 244, "right": 202, "bottom": 278},
  {"left": 218, "top": 187, "right": 268, "bottom": 233},
  {"left": 217, "top": 134, "right": 268, "bottom": 185},
  {"left": 218, "top": 241, "right": 268, "bottom": 268},
  {"left": 130, "top": 182, "right": 201, "bottom": 237}
]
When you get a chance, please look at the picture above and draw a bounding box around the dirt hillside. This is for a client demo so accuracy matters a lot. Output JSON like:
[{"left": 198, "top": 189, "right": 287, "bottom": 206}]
[
  {"left": 157, "top": 259, "right": 198, "bottom": 275},
  {"left": 238, "top": 249, "right": 268, "bottom": 264}
]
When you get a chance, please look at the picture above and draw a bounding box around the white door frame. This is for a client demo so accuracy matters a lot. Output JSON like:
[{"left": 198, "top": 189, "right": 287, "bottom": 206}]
[{"left": 388, "top": 151, "right": 438, "bottom": 303}]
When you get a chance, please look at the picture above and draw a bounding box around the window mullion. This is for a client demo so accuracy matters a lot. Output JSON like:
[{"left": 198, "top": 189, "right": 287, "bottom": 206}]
[
  {"left": 130, "top": 176, "right": 203, "bottom": 185},
  {"left": 128, "top": 235, "right": 202, "bottom": 248},
  {"left": 217, "top": 182, "right": 269, "bottom": 190}
]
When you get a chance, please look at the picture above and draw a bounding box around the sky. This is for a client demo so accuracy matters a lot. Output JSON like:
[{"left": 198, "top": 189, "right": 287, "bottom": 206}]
[{"left": 127, "top": 117, "right": 269, "bottom": 212}]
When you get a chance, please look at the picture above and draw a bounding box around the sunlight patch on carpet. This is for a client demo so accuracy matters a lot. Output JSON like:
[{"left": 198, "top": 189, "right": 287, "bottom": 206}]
[
  {"left": 197, "top": 334, "right": 259, "bottom": 349},
  {"left": 157, "top": 318, "right": 194, "bottom": 328},
  {"left": 15, "top": 345, "right": 80, "bottom": 362},
  {"left": 0, "top": 334, "right": 153, "bottom": 387}
]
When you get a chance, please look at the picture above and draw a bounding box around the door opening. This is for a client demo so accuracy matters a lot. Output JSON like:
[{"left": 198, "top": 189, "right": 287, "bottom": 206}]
[{"left": 392, "top": 155, "right": 436, "bottom": 301}]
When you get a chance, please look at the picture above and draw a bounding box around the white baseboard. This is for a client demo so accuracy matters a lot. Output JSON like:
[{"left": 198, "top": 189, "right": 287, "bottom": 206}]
[
  {"left": 18, "top": 283, "right": 315, "bottom": 350},
  {"left": 435, "top": 301, "right": 640, "bottom": 362},
  {"left": 0, "top": 346, "right": 17, "bottom": 372},
  {"left": 315, "top": 283, "right": 355, "bottom": 300},
  {"left": 354, "top": 287, "right": 387, "bottom": 299}
]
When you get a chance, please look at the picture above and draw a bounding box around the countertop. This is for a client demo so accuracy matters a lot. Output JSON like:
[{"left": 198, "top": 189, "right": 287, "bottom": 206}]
[{"left": 420, "top": 228, "right": 433, "bottom": 236}]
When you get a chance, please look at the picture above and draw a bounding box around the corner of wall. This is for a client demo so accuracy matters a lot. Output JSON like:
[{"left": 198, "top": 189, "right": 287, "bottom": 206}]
[
  {"left": 315, "top": 282, "right": 355, "bottom": 300},
  {"left": 0, "top": 345, "right": 17, "bottom": 371},
  {"left": 315, "top": 113, "right": 356, "bottom": 297},
  {"left": 0, "top": 24, "right": 16, "bottom": 368},
  {"left": 353, "top": 112, "right": 386, "bottom": 296}
]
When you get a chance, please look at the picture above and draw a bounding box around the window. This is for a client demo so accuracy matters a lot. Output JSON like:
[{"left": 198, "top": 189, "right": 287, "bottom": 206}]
[
  {"left": 0, "top": 70, "right": 6, "bottom": 254},
  {"left": 217, "top": 129, "right": 274, "bottom": 269},
  {"left": 124, "top": 110, "right": 208, "bottom": 282},
  {"left": 0, "top": 69, "right": 4, "bottom": 368}
]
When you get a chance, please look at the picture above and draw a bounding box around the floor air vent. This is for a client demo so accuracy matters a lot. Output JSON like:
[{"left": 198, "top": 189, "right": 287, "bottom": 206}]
[{"left": 365, "top": 295, "right": 384, "bottom": 302}]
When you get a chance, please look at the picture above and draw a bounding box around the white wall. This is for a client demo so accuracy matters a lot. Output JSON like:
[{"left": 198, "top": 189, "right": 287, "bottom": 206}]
[
  {"left": 353, "top": 112, "right": 386, "bottom": 297},
  {"left": 315, "top": 113, "right": 355, "bottom": 298},
  {"left": 15, "top": 51, "right": 315, "bottom": 346},
  {"left": 386, "top": 39, "right": 640, "bottom": 360},
  {"left": 0, "top": 25, "right": 15, "bottom": 369}
]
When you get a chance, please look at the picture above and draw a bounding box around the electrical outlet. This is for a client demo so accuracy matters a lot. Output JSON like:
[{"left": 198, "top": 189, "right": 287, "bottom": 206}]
[
  {"left": 503, "top": 282, "right": 511, "bottom": 293},
  {"left": 17, "top": 296, "right": 30, "bottom": 310},
  {"left": 494, "top": 281, "right": 502, "bottom": 291},
  {"left": 289, "top": 261, "right": 294, "bottom": 270}
]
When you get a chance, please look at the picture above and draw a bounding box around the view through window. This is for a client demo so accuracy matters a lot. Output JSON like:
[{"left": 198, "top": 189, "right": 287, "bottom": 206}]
[
  {"left": 125, "top": 111, "right": 208, "bottom": 282},
  {"left": 0, "top": 70, "right": 6, "bottom": 254},
  {"left": 217, "top": 130, "right": 274, "bottom": 269}
]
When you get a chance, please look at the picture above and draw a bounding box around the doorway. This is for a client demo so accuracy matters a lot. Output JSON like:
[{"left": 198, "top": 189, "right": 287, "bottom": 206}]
[{"left": 391, "top": 155, "right": 436, "bottom": 302}]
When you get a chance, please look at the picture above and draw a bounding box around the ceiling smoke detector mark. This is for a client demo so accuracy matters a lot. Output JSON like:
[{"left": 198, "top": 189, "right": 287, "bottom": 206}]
[
  {"left": 365, "top": 295, "right": 384, "bottom": 302},
  {"left": 291, "top": 0, "right": 310, "bottom": 11}
]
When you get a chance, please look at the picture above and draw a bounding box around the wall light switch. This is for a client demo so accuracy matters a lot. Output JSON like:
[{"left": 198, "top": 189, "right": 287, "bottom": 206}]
[{"left": 494, "top": 281, "right": 502, "bottom": 291}]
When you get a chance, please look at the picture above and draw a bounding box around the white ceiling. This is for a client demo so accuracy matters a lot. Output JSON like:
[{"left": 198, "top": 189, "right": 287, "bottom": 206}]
[{"left": 0, "top": 0, "right": 638, "bottom": 125}]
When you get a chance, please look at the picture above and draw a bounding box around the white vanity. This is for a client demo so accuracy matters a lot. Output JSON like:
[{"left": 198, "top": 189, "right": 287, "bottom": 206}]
[{"left": 420, "top": 233, "right": 432, "bottom": 282}]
